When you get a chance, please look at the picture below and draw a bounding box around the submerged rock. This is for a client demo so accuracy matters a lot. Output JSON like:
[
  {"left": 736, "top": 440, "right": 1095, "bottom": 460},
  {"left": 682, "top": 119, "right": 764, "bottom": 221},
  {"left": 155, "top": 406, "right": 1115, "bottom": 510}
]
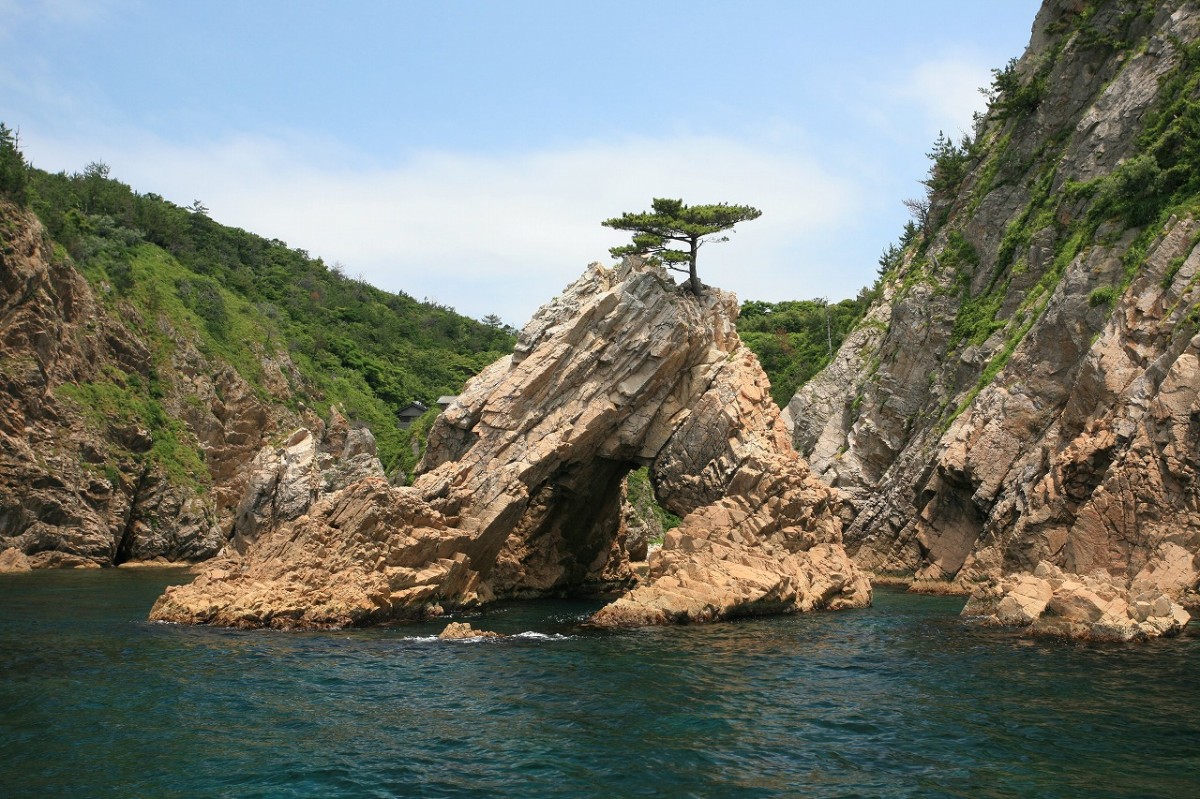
[{"left": 151, "top": 258, "right": 870, "bottom": 628}]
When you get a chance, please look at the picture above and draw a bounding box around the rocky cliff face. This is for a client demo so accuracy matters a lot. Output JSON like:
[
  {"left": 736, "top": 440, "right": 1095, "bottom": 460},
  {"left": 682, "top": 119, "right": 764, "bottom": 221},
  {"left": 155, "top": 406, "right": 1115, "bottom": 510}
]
[
  {"left": 788, "top": 0, "right": 1200, "bottom": 635},
  {"left": 0, "top": 202, "right": 311, "bottom": 568},
  {"left": 150, "top": 259, "right": 870, "bottom": 628}
]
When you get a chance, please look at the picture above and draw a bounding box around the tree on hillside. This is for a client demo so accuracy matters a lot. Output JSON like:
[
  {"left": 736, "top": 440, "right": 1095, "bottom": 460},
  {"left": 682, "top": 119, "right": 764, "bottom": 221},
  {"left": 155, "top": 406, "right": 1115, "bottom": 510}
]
[
  {"left": 602, "top": 198, "right": 762, "bottom": 295},
  {"left": 0, "top": 123, "right": 29, "bottom": 204}
]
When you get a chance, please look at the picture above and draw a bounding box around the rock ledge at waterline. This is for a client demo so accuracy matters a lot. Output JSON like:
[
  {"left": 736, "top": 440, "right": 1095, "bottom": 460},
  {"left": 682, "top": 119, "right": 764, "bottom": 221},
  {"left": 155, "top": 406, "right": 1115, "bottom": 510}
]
[
  {"left": 149, "top": 259, "right": 870, "bottom": 628},
  {"left": 964, "top": 559, "right": 1191, "bottom": 641}
]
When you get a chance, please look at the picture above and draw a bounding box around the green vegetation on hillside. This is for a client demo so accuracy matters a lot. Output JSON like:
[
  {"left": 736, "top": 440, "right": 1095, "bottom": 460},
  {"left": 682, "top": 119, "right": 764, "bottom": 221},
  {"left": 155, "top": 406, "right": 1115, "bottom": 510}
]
[
  {"left": 6, "top": 142, "right": 515, "bottom": 472},
  {"left": 891, "top": 0, "right": 1200, "bottom": 427},
  {"left": 626, "top": 466, "right": 681, "bottom": 537},
  {"left": 55, "top": 368, "right": 208, "bottom": 492},
  {"left": 0, "top": 124, "right": 28, "bottom": 204},
  {"left": 738, "top": 297, "right": 867, "bottom": 407}
]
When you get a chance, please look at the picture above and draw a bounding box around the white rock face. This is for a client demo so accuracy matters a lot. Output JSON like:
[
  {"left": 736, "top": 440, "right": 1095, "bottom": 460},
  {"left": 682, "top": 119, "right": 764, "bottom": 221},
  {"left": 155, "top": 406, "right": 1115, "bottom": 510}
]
[{"left": 230, "top": 406, "right": 386, "bottom": 554}]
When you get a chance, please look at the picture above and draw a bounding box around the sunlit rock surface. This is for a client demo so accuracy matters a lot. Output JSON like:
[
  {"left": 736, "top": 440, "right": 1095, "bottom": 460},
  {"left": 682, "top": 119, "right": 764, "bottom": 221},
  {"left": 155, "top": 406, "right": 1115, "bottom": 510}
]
[
  {"left": 963, "top": 560, "right": 1191, "bottom": 641},
  {"left": 151, "top": 259, "right": 869, "bottom": 628},
  {"left": 786, "top": 1, "right": 1200, "bottom": 633}
]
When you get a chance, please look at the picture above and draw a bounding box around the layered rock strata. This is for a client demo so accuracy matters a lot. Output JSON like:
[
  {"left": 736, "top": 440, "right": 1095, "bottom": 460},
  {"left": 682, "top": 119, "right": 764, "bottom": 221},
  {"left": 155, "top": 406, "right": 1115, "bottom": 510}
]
[
  {"left": 0, "top": 202, "right": 309, "bottom": 568},
  {"left": 787, "top": 0, "right": 1200, "bottom": 634},
  {"left": 230, "top": 407, "right": 385, "bottom": 553},
  {"left": 151, "top": 259, "right": 870, "bottom": 628}
]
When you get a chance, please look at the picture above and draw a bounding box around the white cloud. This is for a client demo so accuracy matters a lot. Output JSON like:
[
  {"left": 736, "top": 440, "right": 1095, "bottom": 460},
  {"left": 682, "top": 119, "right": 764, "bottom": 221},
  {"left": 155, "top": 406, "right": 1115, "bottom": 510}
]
[
  {"left": 19, "top": 128, "right": 865, "bottom": 325},
  {"left": 0, "top": 0, "right": 126, "bottom": 33},
  {"left": 894, "top": 53, "right": 994, "bottom": 140}
]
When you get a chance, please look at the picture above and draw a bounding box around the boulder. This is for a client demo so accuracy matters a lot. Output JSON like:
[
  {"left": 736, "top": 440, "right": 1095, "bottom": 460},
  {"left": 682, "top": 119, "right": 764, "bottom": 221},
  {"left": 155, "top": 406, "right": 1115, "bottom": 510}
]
[
  {"left": 0, "top": 546, "right": 31, "bottom": 572},
  {"left": 964, "top": 560, "right": 1191, "bottom": 641},
  {"left": 438, "top": 622, "right": 502, "bottom": 640},
  {"left": 994, "top": 574, "right": 1053, "bottom": 626}
]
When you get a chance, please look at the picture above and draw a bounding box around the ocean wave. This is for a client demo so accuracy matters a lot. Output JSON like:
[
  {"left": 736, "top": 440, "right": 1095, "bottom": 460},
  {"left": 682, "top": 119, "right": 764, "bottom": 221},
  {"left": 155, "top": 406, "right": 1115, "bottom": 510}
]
[
  {"left": 511, "top": 631, "right": 571, "bottom": 641},
  {"left": 404, "top": 630, "right": 573, "bottom": 643}
]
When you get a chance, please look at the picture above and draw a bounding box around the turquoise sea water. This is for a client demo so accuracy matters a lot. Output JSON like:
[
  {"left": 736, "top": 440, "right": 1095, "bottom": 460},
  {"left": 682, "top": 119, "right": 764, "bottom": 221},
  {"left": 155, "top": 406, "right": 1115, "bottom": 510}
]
[{"left": 1, "top": 570, "right": 1198, "bottom": 799}]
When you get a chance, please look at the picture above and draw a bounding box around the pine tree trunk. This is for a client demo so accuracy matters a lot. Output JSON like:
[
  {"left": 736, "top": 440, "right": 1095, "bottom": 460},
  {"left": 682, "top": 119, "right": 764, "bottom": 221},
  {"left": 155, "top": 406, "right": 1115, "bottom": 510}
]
[{"left": 688, "top": 239, "right": 701, "bottom": 295}]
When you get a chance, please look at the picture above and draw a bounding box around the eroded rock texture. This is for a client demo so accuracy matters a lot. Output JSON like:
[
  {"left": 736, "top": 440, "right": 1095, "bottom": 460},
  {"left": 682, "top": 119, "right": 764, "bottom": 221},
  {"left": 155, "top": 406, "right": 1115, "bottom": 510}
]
[
  {"left": 0, "top": 201, "right": 309, "bottom": 569},
  {"left": 151, "top": 259, "right": 870, "bottom": 628},
  {"left": 963, "top": 560, "right": 1191, "bottom": 641},
  {"left": 787, "top": 0, "right": 1200, "bottom": 635}
]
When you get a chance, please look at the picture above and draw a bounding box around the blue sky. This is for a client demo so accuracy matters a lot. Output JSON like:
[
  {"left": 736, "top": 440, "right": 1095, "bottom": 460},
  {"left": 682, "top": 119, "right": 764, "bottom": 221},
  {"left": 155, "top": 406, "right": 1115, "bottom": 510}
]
[{"left": 1, "top": 0, "right": 1041, "bottom": 326}]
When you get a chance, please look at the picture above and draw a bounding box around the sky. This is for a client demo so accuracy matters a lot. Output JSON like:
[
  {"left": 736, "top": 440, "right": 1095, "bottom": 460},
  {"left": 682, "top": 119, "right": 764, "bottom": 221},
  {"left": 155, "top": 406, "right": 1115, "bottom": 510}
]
[{"left": 1, "top": 0, "right": 1042, "bottom": 327}]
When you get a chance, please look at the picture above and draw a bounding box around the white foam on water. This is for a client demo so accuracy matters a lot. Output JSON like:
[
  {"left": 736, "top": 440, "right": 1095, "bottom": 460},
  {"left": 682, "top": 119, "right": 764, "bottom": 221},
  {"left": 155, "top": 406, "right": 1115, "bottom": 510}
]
[{"left": 511, "top": 631, "right": 571, "bottom": 641}]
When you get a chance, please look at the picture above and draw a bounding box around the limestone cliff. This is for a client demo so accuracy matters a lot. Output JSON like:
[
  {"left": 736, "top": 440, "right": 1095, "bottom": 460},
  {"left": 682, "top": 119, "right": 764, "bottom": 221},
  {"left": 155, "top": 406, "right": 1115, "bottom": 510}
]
[
  {"left": 788, "top": 0, "right": 1200, "bottom": 633},
  {"left": 150, "top": 259, "right": 870, "bottom": 628}
]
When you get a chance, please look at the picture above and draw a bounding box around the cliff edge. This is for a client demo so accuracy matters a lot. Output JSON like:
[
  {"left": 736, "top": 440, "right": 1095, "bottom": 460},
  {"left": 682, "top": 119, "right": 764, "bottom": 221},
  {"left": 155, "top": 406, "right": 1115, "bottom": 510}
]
[{"left": 788, "top": 0, "right": 1199, "bottom": 638}]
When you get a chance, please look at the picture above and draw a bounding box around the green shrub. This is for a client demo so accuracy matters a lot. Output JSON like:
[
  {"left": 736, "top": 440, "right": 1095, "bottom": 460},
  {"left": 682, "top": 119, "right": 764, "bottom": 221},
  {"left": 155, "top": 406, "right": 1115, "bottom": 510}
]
[
  {"left": 988, "top": 58, "right": 1048, "bottom": 119},
  {"left": 1088, "top": 285, "right": 1119, "bottom": 308},
  {"left": 626, "top": 466, "right": 681, "bottom": 532},
  {"left": 1094, "top": 154, "right": 1166, "bottom": 227}
]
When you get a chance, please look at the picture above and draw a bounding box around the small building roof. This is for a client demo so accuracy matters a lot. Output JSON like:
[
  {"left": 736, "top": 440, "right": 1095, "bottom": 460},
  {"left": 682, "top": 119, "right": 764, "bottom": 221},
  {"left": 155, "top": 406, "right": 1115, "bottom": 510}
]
[
  {"left": 397, "top": 401, "right": 429, "bottom": 430},
  {"left": 398, "top": 401, "right": 428, "bottom": 417}
]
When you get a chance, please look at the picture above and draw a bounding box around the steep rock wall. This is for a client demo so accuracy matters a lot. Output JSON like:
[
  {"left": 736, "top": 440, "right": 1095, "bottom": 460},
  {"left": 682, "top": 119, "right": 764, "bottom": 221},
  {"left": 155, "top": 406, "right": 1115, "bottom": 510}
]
[
  {"left": 0, "top": 202, "right": 308, "bottom": 568},
  {"left": 788, "top": 0, "right": 1200, "bottom": 622}
]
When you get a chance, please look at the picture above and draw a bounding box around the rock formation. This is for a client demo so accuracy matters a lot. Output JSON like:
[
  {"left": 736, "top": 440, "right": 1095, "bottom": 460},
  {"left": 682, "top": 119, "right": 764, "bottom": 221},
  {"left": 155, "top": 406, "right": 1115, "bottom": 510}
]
[
  {"left": 0, "top": 200, "right": 314, "bottom": 569},
  {"left": 787, "top": 0, "right": 1200, "bottom": 635},
  {"left": 230, "top": 407, "right": 385, "bottom": 553},
  {"left": 438, "top": 622, "right": 502, "bottom": 640},
  {"left": 963, "top": 561, "right": 1191, "bottom": 641},
  {"left": 150, "top": 259, "right": 870, "bottom": 628}
]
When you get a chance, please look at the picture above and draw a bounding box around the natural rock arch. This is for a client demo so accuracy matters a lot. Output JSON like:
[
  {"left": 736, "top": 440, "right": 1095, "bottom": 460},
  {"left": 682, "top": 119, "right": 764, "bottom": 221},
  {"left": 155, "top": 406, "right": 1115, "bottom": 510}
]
[{"left": 151, "top": 260, "right": 870, "bottom": 628}]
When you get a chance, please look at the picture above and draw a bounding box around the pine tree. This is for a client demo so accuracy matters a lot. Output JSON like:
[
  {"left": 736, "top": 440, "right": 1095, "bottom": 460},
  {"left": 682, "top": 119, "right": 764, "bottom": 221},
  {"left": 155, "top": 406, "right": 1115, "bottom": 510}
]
[
  {"left": 602, "top": 198, "right": 761, "bottom": 295},
  {"left": 0, "top": 123, "right": 29, "bottom": 205}
]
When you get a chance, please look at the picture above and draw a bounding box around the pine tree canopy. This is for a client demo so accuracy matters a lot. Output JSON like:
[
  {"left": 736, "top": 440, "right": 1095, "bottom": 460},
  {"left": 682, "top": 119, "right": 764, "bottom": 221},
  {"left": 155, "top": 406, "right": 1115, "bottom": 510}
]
[{"left": 602, "top": 198, "right": 761, "bottom": 295}]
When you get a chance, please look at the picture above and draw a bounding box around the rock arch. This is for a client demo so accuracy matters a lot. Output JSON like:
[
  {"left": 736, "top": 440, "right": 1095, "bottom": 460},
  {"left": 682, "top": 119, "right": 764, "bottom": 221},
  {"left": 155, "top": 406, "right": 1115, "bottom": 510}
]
[{"left": 150, "top": 260, "right": 870, "bottom": 628}]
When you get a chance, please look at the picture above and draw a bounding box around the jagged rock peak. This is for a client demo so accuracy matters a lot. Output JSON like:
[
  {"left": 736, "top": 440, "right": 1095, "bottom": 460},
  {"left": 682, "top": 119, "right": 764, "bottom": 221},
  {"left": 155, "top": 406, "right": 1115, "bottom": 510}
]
[
  {"left": 229, "top": 405, "right": 385, "bottom": 554},
  {"left": 151, "top": 258, "right": 870, "bottom": 628}
]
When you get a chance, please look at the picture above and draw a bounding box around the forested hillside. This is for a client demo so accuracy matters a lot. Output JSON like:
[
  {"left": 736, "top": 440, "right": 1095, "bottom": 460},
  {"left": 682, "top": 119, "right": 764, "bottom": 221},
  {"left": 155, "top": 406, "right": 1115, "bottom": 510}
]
[
  {"left": 1, "top": 127, "right": 513, "bottom": 566},
  {"left": 738, "top": 297, "right": 867, "bottom": 407},
  {"left": 3, "top": 130, "right": 513, "bottom": 471}
]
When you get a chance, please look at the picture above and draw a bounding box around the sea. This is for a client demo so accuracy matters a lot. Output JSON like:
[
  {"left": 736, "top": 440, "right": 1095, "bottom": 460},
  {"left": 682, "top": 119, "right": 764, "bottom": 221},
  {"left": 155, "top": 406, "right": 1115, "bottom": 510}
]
[{"left": 1, "top": 569, "right": 1197, "bottom": 799}]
